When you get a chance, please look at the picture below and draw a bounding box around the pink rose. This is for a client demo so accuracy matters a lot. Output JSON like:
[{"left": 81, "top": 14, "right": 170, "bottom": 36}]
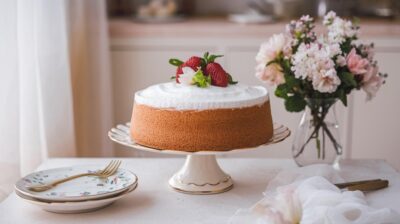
[
  {"left": 255, "top": 63, "right": 285, "bottom": 86},
  {"left": 346, "top": 48, "right": 369, "bottom": 75}
]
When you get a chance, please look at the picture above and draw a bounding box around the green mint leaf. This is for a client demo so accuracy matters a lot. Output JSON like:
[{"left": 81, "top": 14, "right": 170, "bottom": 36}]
[
  {"left": 192, "top": 69, "right": 210, "bottom": 88},
  {"left": 169, "top": 58, "right": 183, "bottom": 66},
  {"left": 170, "top": 76, "right": 176, "bottom": 80},
  {"left": 284, "top": 95, "right": 306, "bottom": 112}
]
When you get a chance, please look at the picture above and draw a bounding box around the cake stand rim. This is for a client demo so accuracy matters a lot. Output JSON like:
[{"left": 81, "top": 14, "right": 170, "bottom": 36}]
[{"left": 108, "top": 122, "right": 291, "bottom": 156}]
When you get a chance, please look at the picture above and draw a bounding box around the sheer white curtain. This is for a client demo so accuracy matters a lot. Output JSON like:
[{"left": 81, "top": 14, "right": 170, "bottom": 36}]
[
  {"left": 69, "top": 1, "right": 114, "bottom": 157},
  {"left": 0, "top": 0, "right": 113, "bottom": 200}
]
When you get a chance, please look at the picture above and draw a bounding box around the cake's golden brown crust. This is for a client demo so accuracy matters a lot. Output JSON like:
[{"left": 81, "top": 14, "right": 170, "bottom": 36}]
[{"left": 131, "top": 102, "right": 273, "bottom": 152}]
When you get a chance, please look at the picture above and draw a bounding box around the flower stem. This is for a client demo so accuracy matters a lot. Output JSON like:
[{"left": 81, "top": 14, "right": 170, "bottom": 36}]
[{"left": 294, "top": 100, "right": 335, "bottom": 160}]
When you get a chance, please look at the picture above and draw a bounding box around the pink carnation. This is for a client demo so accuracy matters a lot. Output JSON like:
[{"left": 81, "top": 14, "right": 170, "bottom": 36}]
[
  {"left": 363, "top": 65, "right": 378, "bottom": 83},
  {"left": 362, "top": 65, "right": 383, "bottom": 100},
  {"left": 346, "top": 48, "right": 369, "bottom": 75},
  {"left": 363, "top": 75, "right": 383, "bottom": 100}
]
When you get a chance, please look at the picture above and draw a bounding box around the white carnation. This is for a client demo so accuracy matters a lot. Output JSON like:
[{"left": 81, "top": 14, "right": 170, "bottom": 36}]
[
  {"left": 325, "top": 43, "right": 342, "bottom": 57},
  {"left": 312, "top": 69, "right": 341, "bottom": 93},
  {"left": 323, "top": 11, "right": 337, "bottom": 25},
  {"left": 326, "top": 17, "right": 357, "bottom": 44},
  {"left": 291, "top": 42, "right": 341, "bottom": 93},
  {"left": 256, "top": 33, "right": 291, "bottom": 66},
  {"left": 336, "top": 55, "right": 347, "bottom": 67}
]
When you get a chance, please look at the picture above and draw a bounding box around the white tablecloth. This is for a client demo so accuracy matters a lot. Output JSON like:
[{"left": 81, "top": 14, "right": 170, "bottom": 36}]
[{"left": 0, "top": 158, "right": 399, "bottom": 224}]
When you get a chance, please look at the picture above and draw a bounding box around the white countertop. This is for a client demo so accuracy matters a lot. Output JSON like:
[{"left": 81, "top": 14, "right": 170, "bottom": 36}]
[{"left": 1, "top": 158, "right": 400, "bottom": 223}]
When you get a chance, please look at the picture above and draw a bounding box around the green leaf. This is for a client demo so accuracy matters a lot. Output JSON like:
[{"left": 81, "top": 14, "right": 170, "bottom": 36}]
[
  {"left": 284, "top": 95, "right": 306, "bottom": 112},
  {"left": 282, "top": 60, "right": 292, "bottom": 73},
  {"left": 341, "top": 72, "right": 357, "bottom": 87},
  {"left": 169, "top": 58, "right": 183, "bottom": 66},
  {"left": 337, "top": 89, "right": 347, "bottom": 106},
  {"left": 284, "top": 74, "right": 300, "bottom": 87},
  {"left": 227, "top": 73, "right": 238, "bottom": 85},
  {"left": 192, "top": 70, "right": 211, "bottom": 88},
  {"left": 275, "top": 84, "right": 289, "bottom": 99},
  {"left": 170, "top": 76, "right": 176, "bottom": 80}
]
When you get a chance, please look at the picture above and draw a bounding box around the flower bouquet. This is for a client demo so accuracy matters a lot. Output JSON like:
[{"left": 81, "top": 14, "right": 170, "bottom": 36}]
[{"left": 255, "top": 12, "right": 387, "bottom": 166}]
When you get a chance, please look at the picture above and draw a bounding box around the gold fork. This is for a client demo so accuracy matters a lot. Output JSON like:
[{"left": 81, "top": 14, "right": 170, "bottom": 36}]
[{"left": 28, "top": 160, "right": 122, "bottom": 192}]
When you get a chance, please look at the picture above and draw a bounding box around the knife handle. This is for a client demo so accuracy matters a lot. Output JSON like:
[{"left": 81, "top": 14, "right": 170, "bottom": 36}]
[
  {"left": 335, "top": 179, "right": 382, "bottom": 189},
  {"left": 346, "top": 180, "right": 389, "bottom": 192}
]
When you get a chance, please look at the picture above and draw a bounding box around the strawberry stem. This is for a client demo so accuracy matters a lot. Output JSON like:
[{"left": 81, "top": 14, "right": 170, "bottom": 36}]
[
  {"left": 203, "top": 52, "right": 224, "bottom": 63},
  {"left": 203, "top": 52, "right": 209, "bottom": 61},
  {"left": 207, "top": 54, "right": 223, "bottom": 63},
  {"left": 200, "top": 58, "right": 207, "bottom": 68},
  {"left": 227, "top": 73, "right": 238, "bottom": 85}
]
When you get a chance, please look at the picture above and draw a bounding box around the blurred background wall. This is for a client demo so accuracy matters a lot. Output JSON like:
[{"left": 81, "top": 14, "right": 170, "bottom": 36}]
[{"left": 106, "top": 0, "right": 400, "bottom": 170}]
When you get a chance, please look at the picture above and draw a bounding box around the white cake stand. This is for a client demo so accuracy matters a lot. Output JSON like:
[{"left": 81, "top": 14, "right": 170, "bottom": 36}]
[{"left": 108, "top": 123, "right": 290, "bottom": 195}]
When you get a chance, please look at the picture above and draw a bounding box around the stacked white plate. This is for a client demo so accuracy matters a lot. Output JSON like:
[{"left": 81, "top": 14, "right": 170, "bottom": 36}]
[{"left": 15, "top": 165, "right": 138, "bottom": 213}]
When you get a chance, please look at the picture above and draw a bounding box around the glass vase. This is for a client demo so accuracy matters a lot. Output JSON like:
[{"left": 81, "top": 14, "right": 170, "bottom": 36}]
[{"left": 292, "top": 98, "right": 342, "bottom": 167}]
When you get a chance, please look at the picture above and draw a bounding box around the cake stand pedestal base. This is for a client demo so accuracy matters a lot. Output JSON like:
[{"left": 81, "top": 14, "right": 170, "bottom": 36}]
[
  {"left": 109, "top": 122, "right": 290, "bottom": 195},
  {"left": 168, "top": 155, "right": 233, "bottom": 194}
]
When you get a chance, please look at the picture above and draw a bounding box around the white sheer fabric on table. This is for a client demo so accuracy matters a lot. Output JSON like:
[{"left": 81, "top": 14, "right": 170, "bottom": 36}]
[
  {"left": 0, "top": 0, "right": 113, "bottom": 201},
  {"left": 229, "top": 165, "right": 400, "bottom": 224}
]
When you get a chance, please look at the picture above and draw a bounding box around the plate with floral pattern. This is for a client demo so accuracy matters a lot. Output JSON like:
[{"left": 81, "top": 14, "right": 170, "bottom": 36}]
[
  {"left": 16, "top": 181, "right": 138, "bottom": 213},
  {"left": 15, "top": 165, "right": 138, "bottom": 202}
]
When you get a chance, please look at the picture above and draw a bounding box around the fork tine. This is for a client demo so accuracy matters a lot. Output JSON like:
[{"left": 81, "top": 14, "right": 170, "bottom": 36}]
[
  {"left": 110, "top": 160, "right": 122, "bottom": 175},
  {"left": 102, "top": 160, "right": 120, "bottom": 176},
  {"left": 110, "top": 160, "right": 121, "bottom": 175},
  {"left": 113, "top": 160, "right": 122, "bottom": 173},
  {"left": 104, "top": 160, "right": 121, "bottom": 176},
  {"left": 100, "top": 160, "right": 116, "bottom": 175}
]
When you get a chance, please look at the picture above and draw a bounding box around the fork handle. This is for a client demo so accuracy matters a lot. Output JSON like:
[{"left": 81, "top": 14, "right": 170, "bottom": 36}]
[{"left": 47, "top": 173, "right": 98, "bottom": 187}]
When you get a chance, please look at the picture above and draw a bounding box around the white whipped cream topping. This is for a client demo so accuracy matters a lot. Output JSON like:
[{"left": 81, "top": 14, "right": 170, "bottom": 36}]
[{"left": 134, "top": 82, "right": 269, "bottom": 110}]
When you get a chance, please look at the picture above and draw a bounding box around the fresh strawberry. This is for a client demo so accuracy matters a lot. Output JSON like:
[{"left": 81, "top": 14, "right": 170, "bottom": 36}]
[
  {"left": 175, "top": 56, "right": 203, "bottom": 83},
  {"left": 185, "top": 56, "right": 203, "bottom": 69},
  {"left": 175, "top": 65, "right": 183, "bottom": 83},
  {"left": 206, "top": 62, "right": 228, "bottom": 87},
  {"left": 170, "top": 53, "right": 236, "bottom": 87}
]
